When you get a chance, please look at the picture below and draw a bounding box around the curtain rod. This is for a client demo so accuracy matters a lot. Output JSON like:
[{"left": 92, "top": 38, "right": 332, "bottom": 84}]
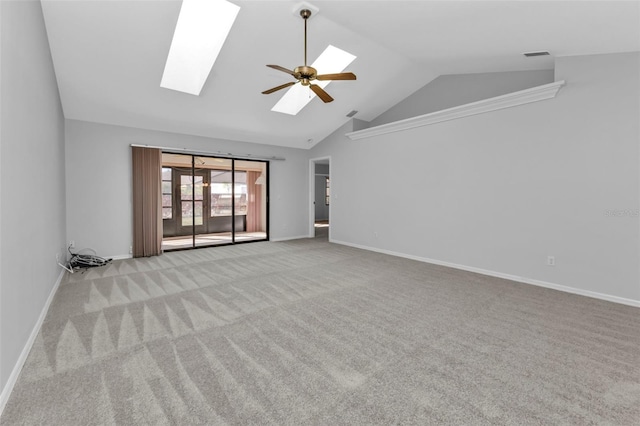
[{"left": 130, "top": 144, "right": 286, "bottom": 161}]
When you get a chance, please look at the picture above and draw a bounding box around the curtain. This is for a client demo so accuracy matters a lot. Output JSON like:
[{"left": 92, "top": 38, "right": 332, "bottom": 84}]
[
  {"left": 132, "top": 147, "right": 162, "bottom": 257},
  {"left": 246, "top": 171, "right": 263, "bottom": 233}
]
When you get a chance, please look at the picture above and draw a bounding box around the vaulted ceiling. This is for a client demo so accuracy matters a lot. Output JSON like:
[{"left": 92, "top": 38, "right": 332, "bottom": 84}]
[{"left": 41, "top": 0, "right": 640, "bottom": 149}]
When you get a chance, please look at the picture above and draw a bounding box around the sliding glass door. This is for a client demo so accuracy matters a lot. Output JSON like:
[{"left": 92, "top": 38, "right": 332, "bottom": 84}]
[
  {"left": 161, "top": 153, "right": 268, "bottom": 251},
  {"left": 235, "top": 160, "right": 268, "bottom": 242}
]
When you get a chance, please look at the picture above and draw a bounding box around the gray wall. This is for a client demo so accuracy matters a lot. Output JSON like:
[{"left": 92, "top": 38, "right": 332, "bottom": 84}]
[
  {"left": 315, "top": 164, "right": 329, "bottom": 175},
  {"left": 369, "top": 69, "right": 554, "bottom": 128},
  {"left": 310, "top": 53, "right": 639, "bottom": 303},
  {"left": 65, "top": 120, "right": 310, "bottom": 257},
  {"left": 0, "top": 0, "right": 66, "bottom": 394}
]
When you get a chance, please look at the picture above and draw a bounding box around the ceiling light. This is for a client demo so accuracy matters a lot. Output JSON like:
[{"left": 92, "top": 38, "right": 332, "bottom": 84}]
[
  {"left": 271, "top": 45, "right": 356, "bottom": 115},
  {"left": 160, "top": 0, "right": 240, "bottom": 96}
]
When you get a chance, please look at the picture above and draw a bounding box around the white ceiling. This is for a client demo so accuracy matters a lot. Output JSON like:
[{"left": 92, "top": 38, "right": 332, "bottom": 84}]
[{"left": 41, "top": 0, "right": 640, "bottom": 149}]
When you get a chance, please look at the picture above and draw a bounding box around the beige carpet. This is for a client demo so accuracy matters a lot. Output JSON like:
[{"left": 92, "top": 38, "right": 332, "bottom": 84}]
[{"left": 1, "top": 234, "right": 639, "bottom": 425}]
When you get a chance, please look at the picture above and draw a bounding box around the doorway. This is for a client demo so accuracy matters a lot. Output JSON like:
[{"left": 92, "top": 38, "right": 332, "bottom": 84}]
[
  {"left": 309, "top": 156, "right": 330, "bottom": 240},
  {"left": 162, "top": 153, "right": 269, "bottom": 250}
]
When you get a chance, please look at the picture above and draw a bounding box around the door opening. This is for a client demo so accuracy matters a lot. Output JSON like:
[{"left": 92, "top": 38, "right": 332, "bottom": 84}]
[
  {"left": 161, "top": 153, "right": 269, "bottom": 251},
  {"left": 309, "top": 157, "right": 330, "bottom": 240}
]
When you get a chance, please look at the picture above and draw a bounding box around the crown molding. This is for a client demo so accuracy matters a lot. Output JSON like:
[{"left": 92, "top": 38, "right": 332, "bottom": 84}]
[{"left": 345, "top": 80, "right": 565, "bottom": 141}]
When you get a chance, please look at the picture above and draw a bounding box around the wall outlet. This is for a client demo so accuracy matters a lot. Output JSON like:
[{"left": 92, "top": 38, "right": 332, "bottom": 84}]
[
  {"left": 547, "top": 256, "right": 555, "bottom": 266},
  {"left": 373, "top": 231, "right": 379, "bottom": 238},
  {"left": 69, "top": 240, "right": 75, "bottom": 249},
  {"left": 129, "top": 246, "right": 133, "bottom": 254},
  {"left": 56, "top": 253, "right": 60, "bottom": 263}
]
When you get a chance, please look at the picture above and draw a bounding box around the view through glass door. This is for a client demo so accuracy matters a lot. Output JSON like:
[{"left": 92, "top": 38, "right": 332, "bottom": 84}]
[
  {"left": 178, "top": 168, "right": 206, "bottom": 237},
  {"left": 161, "top": 153, "right": 268, "bottom": 250}
]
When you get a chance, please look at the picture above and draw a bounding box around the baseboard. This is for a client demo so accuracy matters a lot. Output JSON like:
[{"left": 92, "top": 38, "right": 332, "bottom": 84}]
[
  {"left": 110, "top": 254, "right": 132, "bottom": 260},
  {"left": 270, "top": 235, "right": 310, "bottom": 242},
  {"left": 0, "top": 269, "right": 66, "bottom": 416},
  {"left": 331, "top": 239, "right": 640, "bottom": 308}
]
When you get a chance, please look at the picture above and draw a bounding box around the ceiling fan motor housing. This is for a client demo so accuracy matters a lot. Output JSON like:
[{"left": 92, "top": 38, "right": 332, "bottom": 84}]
[{"left": 294, "top": 65, "right": 317, "bottom": 84}]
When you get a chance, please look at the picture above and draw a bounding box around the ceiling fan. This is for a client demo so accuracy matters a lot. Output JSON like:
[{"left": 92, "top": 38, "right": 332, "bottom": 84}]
[{"left": 261, "top": 9, "right": 356, "bottom": 103}]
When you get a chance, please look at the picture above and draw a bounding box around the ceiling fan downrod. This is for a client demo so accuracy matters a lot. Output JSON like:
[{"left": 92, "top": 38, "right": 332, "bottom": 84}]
[{"left": 301, "top": 9, "right": 311, "bottom": 66}]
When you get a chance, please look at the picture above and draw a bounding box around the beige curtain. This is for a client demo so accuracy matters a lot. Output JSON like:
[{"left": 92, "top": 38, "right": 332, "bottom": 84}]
[
  {"left": 132, "top": 147, "right": 162, "bottom": 257},
  {"left": 246, "top": 171, "right": 263, "bottom": 233}
]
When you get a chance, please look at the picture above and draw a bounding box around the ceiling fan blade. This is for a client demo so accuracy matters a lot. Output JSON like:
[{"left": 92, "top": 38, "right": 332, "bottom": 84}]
[
  {"left": 316, "top": 72, "right": 357, "bottom": 81},
  {"left": 261, "top": 81, "right": 296, "bottom": 95},
  {"left": 310, "top": 84, "right": 334, "bottom": 103},
  {"left": 266, "top": 64, "right": 296, "bottom": 77}
]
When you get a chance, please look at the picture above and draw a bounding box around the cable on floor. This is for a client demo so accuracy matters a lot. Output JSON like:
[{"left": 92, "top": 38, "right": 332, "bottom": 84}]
[{"left": 61, "top": 245, "right": 112, "bottom": 273}]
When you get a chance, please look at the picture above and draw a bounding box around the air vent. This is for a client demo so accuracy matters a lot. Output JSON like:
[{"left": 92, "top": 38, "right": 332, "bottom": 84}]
[
  {"left": 523, "top": 51, "right": 550, "bottom": 57},
  {"left": 346, "top": 110, "right": 358, "bottom": 117}
]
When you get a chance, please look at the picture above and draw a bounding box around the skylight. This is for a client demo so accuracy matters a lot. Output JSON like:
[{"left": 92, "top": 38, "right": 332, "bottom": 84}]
[
  {"left": 271, "top": 45, "right": 356, "bottom": 115},
  {"left": 160, "top": 0, "right": 240, "bottom": 96}
]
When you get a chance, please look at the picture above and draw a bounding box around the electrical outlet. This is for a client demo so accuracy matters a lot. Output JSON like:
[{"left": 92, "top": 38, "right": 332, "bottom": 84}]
[
  {"left": 129, "top": 246, "right": 133, "bottom": 254},
  {"left": 69, "top": 240, "right": 75, "bottom": 249},
  {"left": 547, "top": 256, "right": 555, "bottom": 266},
  {"left": 373, "top": 231, "right": 379, "bottom": 238},
  {"left": 56, "top": 253, "right": 60, "bottom": 263}
]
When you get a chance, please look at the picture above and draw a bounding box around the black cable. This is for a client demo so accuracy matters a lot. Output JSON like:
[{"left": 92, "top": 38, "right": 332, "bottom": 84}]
[{"left": 67, "top": 245, "right": 112, "bottom": 271}]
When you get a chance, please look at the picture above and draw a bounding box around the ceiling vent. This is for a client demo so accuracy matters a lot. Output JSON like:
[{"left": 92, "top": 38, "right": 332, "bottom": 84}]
[
  {"left": 523, "top": 51, "right": 550, "bottom": 57},
  {"left": 346, "top": 110, "right": 358, "bottom": 117}
]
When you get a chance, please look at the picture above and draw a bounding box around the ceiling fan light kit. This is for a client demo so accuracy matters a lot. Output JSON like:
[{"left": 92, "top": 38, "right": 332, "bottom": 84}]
[{"left": 262, "top": 8, "right": 356, "bottom": 104}]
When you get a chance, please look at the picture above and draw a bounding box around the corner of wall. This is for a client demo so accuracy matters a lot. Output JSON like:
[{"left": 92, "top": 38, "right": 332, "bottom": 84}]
[{"left": 0, "top": 0, "right": 68, "bottom": 409}]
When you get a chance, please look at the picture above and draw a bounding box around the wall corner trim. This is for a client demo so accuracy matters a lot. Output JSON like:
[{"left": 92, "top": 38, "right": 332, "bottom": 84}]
[
  {"left": 0, "top": 269, "right": 66, "bottom": 416},
  {"left": 345, "top": 80, "right": 566, "bottom": 140}
]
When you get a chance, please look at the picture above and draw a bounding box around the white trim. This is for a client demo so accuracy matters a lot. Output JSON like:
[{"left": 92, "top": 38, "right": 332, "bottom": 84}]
[
  {"left": 345, "top": 80, "right": 566, "bottom": 141},
  {"left": 331, "top": 239, "right": 640, "bottom": 308},
  {"left": 110, "top": 254, "right": 132, "bottom": 261},
  {"left": 0, "top": 269, "right": 65, "bottom": 416},
  {"left": 270, "top": 235, "right": 311, "bottom": 242}
]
